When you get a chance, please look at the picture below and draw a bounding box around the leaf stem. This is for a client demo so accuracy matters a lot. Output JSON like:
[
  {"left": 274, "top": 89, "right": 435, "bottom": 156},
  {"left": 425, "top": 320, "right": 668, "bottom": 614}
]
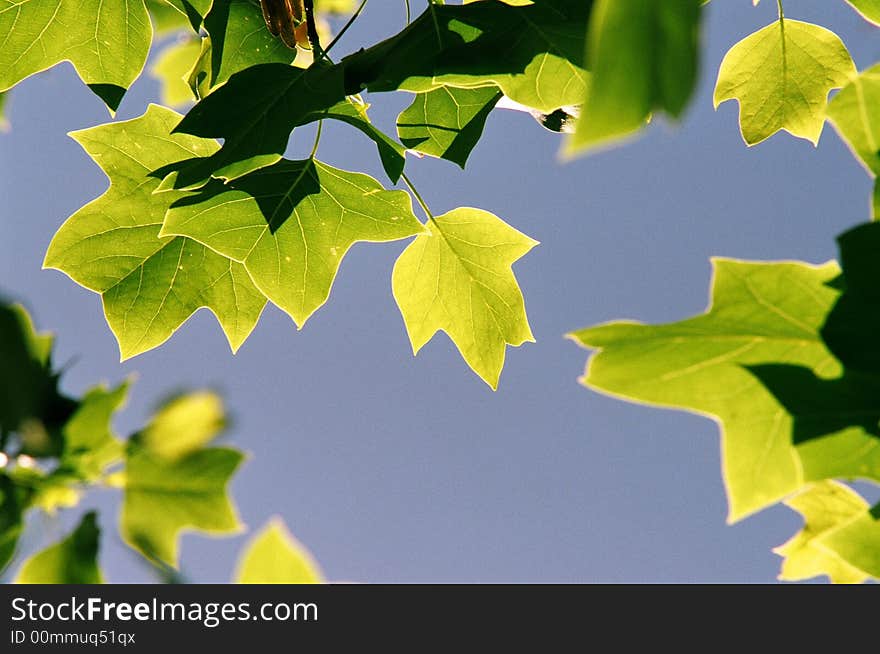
[
  {"left": 303, "top": 0, "right": 324, "bottom": 60},
  {"left": 401, "top": 172, "right": 434, "bottom": 222},
  {"left": 310, "top": 120, "right": 323, "bottom": 159},
  {"left": 777, "top": 0, "right": 784, "bottom": 20},
  {"left": 405, "top": 0, "right": 411, "bottom": 24},
  {"left": 323, "top": 0, "right": 368, "bottom": 58}
]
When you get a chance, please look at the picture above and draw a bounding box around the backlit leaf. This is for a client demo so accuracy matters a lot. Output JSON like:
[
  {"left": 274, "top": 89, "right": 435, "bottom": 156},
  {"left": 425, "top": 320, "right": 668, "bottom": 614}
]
[
  {"left": 161, "top": 158, "right": 423, "bottom": 326},
  {"left": 0, "top": 0, "right": 152, "bottom": 111},
  {"left": 392, "top": 208, "right": 537, "bottom": 390},
  {"left": 43, "top": 105, "right": 267, "bottom": 360},
  {"left": 826, "top": 64, "right": 880, "bottom": 176},
  {"left": 714, "top": 19, "right": 855, "bottom": 145}
]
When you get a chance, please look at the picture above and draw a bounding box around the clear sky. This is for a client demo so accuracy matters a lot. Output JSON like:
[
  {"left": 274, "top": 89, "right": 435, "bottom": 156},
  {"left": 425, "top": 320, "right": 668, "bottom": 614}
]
[{"left": 1, "top": 2, "right": 877, "bottom": 583}]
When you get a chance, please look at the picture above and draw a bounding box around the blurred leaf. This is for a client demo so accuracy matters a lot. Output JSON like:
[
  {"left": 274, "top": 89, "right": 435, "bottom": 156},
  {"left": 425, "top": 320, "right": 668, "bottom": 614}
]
[
  {"left": 392, "top": 208, "right": 537, "bottom": 390},
  {"left": 59, "top": 383, "right": 128, "bottom": 481},
  {"left": 569, "top": 0, "right": 702, "bottom": 154},
  {"left": 142, "top": 391, "right": 225, "bottom": 460},
  {"left": 121, "top": 443, "right": 244, "bottom": 567},
  {"left": 161, "top": 158, "right": 423, "bottom": 327},
  {"left": 235, "top": 518, "right": 323, "bottom": 583},
  {"left": 151, "top": 38, "right": 203, "bottom": 108},
  {"left": 0, "top": 0, "right": 152, "bottom": 111},
  {"left": 714, "top": 19, "right": 855, "bottom": 145},
  {"left": 15, "top": 511, "right": 103, "bottom": 584},
  {"left": 397, "top": 86, "right": 502, "bottom": 168},
  {"left": 44, "top": 105, "right": 266, "bottom": 360},
  {"left": 0, "top": 473, "right": 29, "bottom": 572}
]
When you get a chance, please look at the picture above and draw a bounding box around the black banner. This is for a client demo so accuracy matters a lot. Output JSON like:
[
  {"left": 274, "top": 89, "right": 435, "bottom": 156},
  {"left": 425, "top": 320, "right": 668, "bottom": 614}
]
[{"left": 0, "top": 584, "right": 871, "bottom": 649}]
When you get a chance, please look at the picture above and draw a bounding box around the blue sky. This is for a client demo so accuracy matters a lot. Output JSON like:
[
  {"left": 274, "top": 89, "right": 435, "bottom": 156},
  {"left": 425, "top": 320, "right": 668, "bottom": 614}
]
[{"left": 1, "top": 2, "right": 877, "bottom": 583}]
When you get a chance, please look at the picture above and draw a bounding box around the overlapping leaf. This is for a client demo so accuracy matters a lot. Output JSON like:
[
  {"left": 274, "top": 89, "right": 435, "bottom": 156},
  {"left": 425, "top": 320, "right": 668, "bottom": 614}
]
[
  {"left": 44, "top": 105, "right": 267, "bottom": 360},
  {"left": 570, "top": 0, "right": 702, "bottom": 153},
  {"left": 162, "top": 157, "right": 423, "bottom": 326},
  {"left": 151, "top": 37, "right": 203, "bottom": 108},
  {"left": 120, "top": 391, "right": 243, "bottom": 567},
  {"left": 392, "top": 208, "right": 537, "bottom": 390},
  {"left": 15, "top": 511, "right": 104, "bottom": 583},
  {"left": 714, "top": 19, "right": 855, "bottom": 145},
  {"left": 235, "top": 518, "right": 323, "bottom": 583},
  {"left": 397, "top": 86, "right": 502, "bottom": 168},
  {"left": 342, "top": 0, "right": 590, "bottom": 113},
  {"left": 0, "top": 0, "right": 152, "bottom": 111},
  {"left": 774, "top": 481, "right": 874, "bottom": 583}
]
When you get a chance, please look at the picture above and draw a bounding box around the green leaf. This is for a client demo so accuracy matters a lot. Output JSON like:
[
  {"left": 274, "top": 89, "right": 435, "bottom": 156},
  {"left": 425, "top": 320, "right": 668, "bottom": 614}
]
[
  {"left": 0, "top": 0, "right": 153, "bottom": 111},
  {"left": 142, "top": 390, "right": 225, "bottom": 460},
  {"left": 397, "top": 86, "right": 502, "bottom": 168},
  {"left": 166, "top": 67, "right": 405, "bottom": 188},
  {"left": 569, "top": 259, "right": 842, "bottom": 520},
  {"left": 151, "top": 37, "right": 203, "bottom": 108},
  {"left": 15, "top": 511, "right": 103, "bottom": 584},
  {"left": 774, "top": 481, "right": 872, "bottom": 584},
  {"left": 0, "top": 473, "right": 28, "bottom": 571},
  {"left": 343, "top": 0, "right": 590, "bottom": 114},
  {"left": 0, "top": 91, "right": 9, "bottom": 132},
  {"left": 146, "top": 0, "right": 193, "bottom": 34},
  {"left": 59, "top": 383, "right": 128, "bottom": 481},
  {"left": 817, "top": 501, "right": 880, "bottom": 579},
  {"left": 713, "top": 19, "right": 855, "bottom": 145},
  {"left": 569, "top": 0, "right": 702, "bottom": 154},
  {"left": 43, "top": 104, "right": 267, "bottom": 360},
  {"left": 0, "top": 303, "right": 76, "bottom": 448},
  {"left": 392, "top": 208, "right": 537, "bottom": 390},
  {"left": 234, "top": 518, "right": 323, "bottom": 583},
  {"left": 161, "top": 158, "right": 423, "bottom": 327},
  {"left": 194, "top": 0, "right": 299, "bottom": 95},
  {"left": 845, "top": 0, "right": 880, "bottom": 25},
  {"left": 121, "top": 444, "right": 243, "bottom": 567},
  {"left": 826, "top": 64, "right": 880, "bottom": 176}
]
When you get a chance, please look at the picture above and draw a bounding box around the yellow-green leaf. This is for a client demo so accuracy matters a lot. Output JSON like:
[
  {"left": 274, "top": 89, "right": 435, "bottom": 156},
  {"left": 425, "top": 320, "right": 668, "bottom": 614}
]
[
  {"left": 392, "top": 208, "right": 537, "bottom": 390},
  {"left": 827, "top": 64, "right": 880, "bottom": 176},
  {"left": 142, "top": 391, "right": 225, "bottom": 461},
  {"left": 43, "top": 105, "right": 267, "bottom": 360},
  {"left": 235, "top": 518, "right": 323, "bottom": 583},
  {"left": 774, "top": 481, "right": 871, "bottom": 584},
  {"left": 161, "top": 158, "right": 423, "bottom": 327},
  {"left": 714, "top": 19, "right": 855, "bottom": 145},
  {"left": 0, "top": 0, "right": 152, "bottom": 111}
]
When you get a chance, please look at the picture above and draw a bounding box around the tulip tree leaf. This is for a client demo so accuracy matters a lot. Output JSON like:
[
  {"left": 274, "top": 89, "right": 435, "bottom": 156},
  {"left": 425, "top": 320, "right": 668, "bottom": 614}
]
[
  {"left": 714, "top": 19, "right": 855, "bottom": 145},
  {"left": 0, "top": 473, "right": 28, "bottom": 571},
  {"left": 570, "top": 0, "right": 702, "bottom": 153},
  {"left": 397, "top": 86, "right": 502, "bottom": 168},
  {"left": 161, "top": 158, "right": 423, "bottom": 326},
  {"left": 774, "top": 481, "right": 873, "bottom": 584},
  {"left": 235, "top": 518, "right": 324, "bottom": 583},
  {"left": 0, "top": 0, "right": 153, "bottom": 111},
  {"left": 15, "top": 511, "right": 104, "bottom": 584},
  {"left": 392, "top": 208, "right": 538, "bottom": 390},
  {"left": 43, "top": 105, "right": 267, "bottom": 360},
  {"left": 826, "top": 64, "right": 880, "bottom": 176},
  {"left": 845, "top": 0, "right": 880, "bottom": 25},
  {"left": 569, "top": 259, "right": 844, "bottom": 521}
]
